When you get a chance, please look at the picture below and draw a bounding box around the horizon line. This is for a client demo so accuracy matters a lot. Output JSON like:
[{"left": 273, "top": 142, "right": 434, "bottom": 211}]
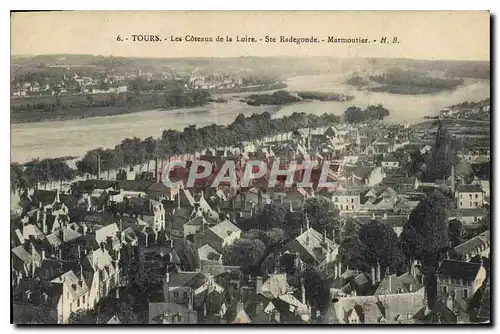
[{"left": 10, "top": 53, "right": 491, "bottom": 63}]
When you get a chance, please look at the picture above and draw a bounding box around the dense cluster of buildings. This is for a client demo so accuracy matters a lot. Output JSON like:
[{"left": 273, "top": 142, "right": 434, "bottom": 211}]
[
  {"left": 11, "top": 71, "right": 131, "bottom": 98},
  {"left": 188, "top": 75, "right": 244, "bottom": 90},
  {"left": 11, "top": 118, "right": 490, "bottom": 324}
]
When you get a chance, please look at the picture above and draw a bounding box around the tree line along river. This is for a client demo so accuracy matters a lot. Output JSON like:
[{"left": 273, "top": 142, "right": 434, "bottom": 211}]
[{"left": 11, "top": 74, "right": 490, "bottom": 164}]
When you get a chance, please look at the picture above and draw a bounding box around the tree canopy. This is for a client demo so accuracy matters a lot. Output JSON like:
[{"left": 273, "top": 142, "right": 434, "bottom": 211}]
[
  {"left": 303, "top": 196, "right": 340, "bottom": 238},
  {"left": 221, "top": 238, "right": 266, "bottom": 274},
  {"left": 344, "top": 104, "right": 390, "bottom": 123},
  {"left": 400, "top": 188, "right": 452, "bottom": 264}
]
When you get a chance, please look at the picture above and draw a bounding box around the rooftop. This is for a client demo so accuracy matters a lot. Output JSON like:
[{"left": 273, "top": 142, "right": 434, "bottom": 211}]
[{"left": 436, "top": 259, "right": 482, "bottom": 280}]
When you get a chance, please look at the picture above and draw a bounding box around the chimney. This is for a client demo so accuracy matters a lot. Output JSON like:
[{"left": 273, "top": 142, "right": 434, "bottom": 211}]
[
  {"left": 376, "top": 262, "right": 381, "bottom": 282},
  {"left": 294, "top": 253, "right": 302, "bottom": 273},
  {"left": 256, "top": 276, "right": 263, "bottom": 294},
  {"left": 332, "top": 229, "right": 336, "bottom": 242},
  {"left": 89, "top": 249, "right": 94, "bottom": 268},
  {"left": 97, "top": 154, "right": 101, "bottom": 180},
  {"left": 388, "top": 274, "right": 392, "bottom": 292},
  {"left": 301, "top": 280, "right": 306, "bottom": 305},
  {"left": 371, "top": 266, "right": 376, "bottom": 285},
  {"left": 80, "top": 263, "right": 85, "bottom": 282},
  {"left": 323, "top": 230, "right": 327, "bottom": 243},
  {"left": 188, "top": 291, "right": 193, "bottom": 311},
  {"left": 446, "top": 294, "right": 453, "bottom": 310}
]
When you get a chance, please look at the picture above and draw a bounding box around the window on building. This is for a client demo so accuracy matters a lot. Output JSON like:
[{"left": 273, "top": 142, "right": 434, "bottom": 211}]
[
  {"left": 334, "top": 197, "right": 338, "bottom": 202},
  {"left": 442, "top": 286, "right": 448, "bottom": 294},
  {"left": 340, "top": 205, "right": 343, "bottom": 210},
  {"left": 70, "top": 303, "right": 73, "bottom": 312},
  {"left": 351, "top": 198, "right": 355, "bottom": 203},
  {"left": 475, "top": 194, "right": 478, "bottom": 199},
  {"left": 77, "top": 298, "right": 80, "bottom": 307},
  {"left": 352, "top": 205, "right": 355, "bottom": 210},
  {"left": 173, "top": 292, "right": 179, "bottom": 299},
  {"left": 475, "top": 202, "right": 478, "bottom": 207},
  {"left": 460, "top": 202, "right": 463, "bottom": 207},
  {"left": 469, "top": 194, "right": 472, "bottom": 199},
  {"left": 83, "top": 295, "right": 85, "bottom": 304},
  {"left": 183, "top": 292, "right": 188, "bottom": 300},
  {"left": 463, "top": 289, "right": 469, "bottom": 299},
  {"left": 470, "top": 202, "right": 473, "bottom": 207}
]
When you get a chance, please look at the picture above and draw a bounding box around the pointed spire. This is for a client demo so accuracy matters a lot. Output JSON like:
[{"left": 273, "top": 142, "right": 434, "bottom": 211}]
[{"left": 305, "top": 213, "right": 310, "bottom": 230}]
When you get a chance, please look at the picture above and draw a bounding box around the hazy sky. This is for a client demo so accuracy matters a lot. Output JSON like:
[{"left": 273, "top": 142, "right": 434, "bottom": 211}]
[{"left": 11, "top": 11, "right": 490, "bottom": 61}]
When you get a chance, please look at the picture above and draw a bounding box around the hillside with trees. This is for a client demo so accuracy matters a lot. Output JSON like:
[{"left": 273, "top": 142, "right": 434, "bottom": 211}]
[{"left": 344, "top": 104, "right": 390, "bottom": 123}]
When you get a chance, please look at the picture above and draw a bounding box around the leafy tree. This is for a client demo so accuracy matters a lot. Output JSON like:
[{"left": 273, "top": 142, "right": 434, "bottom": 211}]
[
  {"left": 426, "top": 121, "right": 457, "bottom": 181},
  {"left": 303, "top": 196, "right": 340, "bottom": 237},
  {"left": 262, "top": 227, "right": 287, "bottom": 249},
  {"left": 481, "top": 212, "right": 491, "bottom": 231},
  {"left": 341, "top": 218, "right": 361, "bottom": 240},
  {"left": 344, "top": 104, "right": 390, "bottom": 123},
  {"left": 359, "top": 220, "right": 406, "bottom": 274},
  {"left": 400, "top": 188, "right": 452, "bottom": 266},
  {"left": 302, "top": 265, "right": 331, "bottom": 315},
  {"left": 251, "top": 203, "right": 287, "bottom": 231},
  {"left": 10, "top": 163, "right": 28, "bottom": 193},
  {"left": 283, "top": 210, "right": 306, "bottom": 239},
  {"left": 222, "top": 238, "right": 266, "bottom": 274},
  {"left": 338, "top": 235, "right": 369, "bottom": 272},
  {"left": 243, "top": 229, "right": 266, "bottom": 241},
  {"left": 144, "top": 136, "right": 159, "bottom": 171}
]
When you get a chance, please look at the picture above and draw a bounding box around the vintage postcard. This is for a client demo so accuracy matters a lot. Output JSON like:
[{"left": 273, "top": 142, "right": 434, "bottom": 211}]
[{"left": 10, "top": 11, "right": 490, "bottom": 325}]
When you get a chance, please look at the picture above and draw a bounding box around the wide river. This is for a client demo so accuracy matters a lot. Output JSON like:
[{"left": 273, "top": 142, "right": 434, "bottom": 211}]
[{"left": 11, "top": 74, "right": 490, "bottom": 163}]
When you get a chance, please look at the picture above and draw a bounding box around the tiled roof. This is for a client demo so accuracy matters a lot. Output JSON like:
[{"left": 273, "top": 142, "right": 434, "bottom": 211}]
[
  {"left": 332, "top": 291, "right": 426, "bottom": 324},
  {"left": 374, "top": 274, "right": 409, "bottom": 295},
  {"left": 454, "top": 230, "right": 490, "bottom": 257},
  {"left": 457, "top": 208, "right": 488, "bottom": 217},
  {"left": 397, "top": 272, "right": 423, "bottom": 292},
  {"left": 197, "top": 244, "right": 221, "bottom": 262},
  {"left": 148, "top": 302, "right": 197, "bottom": 324},
  {"left": 51, "top": 270, "right": 89, "bottom": 300},
  {"left": 167, "top": 271, "right": 206, "bottom": 289},
  {"left": 457, "top": 184, "right": 483, "bottom": 193},
  {"left": 32, "top": 190, "right": 57, "bottom": 207},
  {"left": 45, "top": 233, "right": 62, "bottom": 247},
  {"left": 12, "top": 245, "right": 37, "bottom": 265},
  {"left": 209, "top": 219, "right": 241, "bottom": 240},
  {"left": 436, "top": 260, "right": 482, "bottom": 280},
  {"left": 58, "top": 227, "right": 83, "bottom": 243},
  {"left": 260, "top": 274, "right": 289, "bottom": 299},
  {"left": 293, "top": 228, "right": 337, "bottom": 263}
]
